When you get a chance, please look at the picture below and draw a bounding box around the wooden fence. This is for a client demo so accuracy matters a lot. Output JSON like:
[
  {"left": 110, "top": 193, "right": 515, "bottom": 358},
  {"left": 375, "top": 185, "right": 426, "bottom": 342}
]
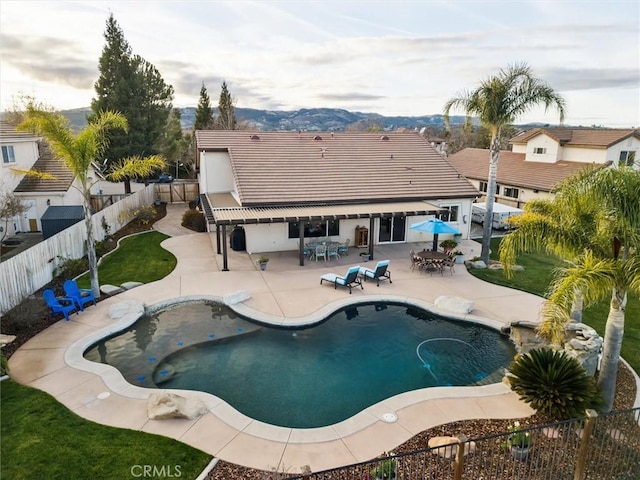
[{"left": 0, "top": 186, "right": 155, "bottom": 314}]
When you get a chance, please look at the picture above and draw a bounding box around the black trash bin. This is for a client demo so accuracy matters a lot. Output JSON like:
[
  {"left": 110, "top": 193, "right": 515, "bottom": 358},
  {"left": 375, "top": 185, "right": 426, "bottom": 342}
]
[{"left": 230, "top": 227, "right": 246, "bottom": 251}]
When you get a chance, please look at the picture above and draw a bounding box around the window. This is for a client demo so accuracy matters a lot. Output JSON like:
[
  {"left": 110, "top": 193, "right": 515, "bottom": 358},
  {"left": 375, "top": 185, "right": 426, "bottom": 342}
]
[
  {"left": 288, "top": 220, "right": 339, "bottom": 239},
  {"left": 440, "top": 205, "right": 460, "bottom": 222},
  {"left": 504, "top": 187, "right": 519, "bottom": 199},
  {"left": 478, "top": 182, "right": 500, "bottom": 195},
  {"left": 619, "top": 151, "right": 636, "bottom": 166},
  {"left": 1, "top": 145, "right": 15, "bottom": 164},
  {"left": 533, "top": 147, "right": 546, "bottom": 155}
]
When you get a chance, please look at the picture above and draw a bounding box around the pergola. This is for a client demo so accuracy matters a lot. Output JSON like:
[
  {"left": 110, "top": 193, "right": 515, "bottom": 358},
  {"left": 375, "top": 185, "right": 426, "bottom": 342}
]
[{"left": 201, "top": 194, "right": 446, "bottom": 271}]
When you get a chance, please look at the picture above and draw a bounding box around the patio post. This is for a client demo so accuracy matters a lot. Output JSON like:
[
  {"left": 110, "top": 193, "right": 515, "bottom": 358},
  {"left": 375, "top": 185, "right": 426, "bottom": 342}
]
[
  {"left": 369, "top": 216, "right": 375, "bottom": 260},
  {"left": 216, "top": 224, "right": 221, "bottom": 254},
  {"left": 221, "top": 224, "right": 229, "bottom": 271},
  {"left": 298, "top": 221, "right": 306, "bottom": 266}
]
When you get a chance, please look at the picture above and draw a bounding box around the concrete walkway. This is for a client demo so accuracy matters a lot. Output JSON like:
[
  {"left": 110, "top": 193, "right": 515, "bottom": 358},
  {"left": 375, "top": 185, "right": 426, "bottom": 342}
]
[{"left": 9, "top": 220, "right": 545, "bottom": 475}]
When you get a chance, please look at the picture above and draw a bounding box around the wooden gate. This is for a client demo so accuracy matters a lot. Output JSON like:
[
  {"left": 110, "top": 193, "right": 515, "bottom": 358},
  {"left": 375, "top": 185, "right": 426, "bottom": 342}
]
[{"left": 156, "top": 182, "right": 199, "bottom": 203}]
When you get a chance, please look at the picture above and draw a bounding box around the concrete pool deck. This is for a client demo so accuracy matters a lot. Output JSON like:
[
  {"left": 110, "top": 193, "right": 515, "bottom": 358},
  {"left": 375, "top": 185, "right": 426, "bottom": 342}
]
[{"left": 8, "top": 205, "right": 544, "bottom": 474}]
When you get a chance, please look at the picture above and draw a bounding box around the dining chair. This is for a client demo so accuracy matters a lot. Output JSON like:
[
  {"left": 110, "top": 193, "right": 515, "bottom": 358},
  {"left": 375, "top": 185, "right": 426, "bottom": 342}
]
[
  {"left": 327, "top": 244, "right": 340, "bottom": 261},
  {"left": 315, "top": 244, "right": 327, "bottom": 262}
]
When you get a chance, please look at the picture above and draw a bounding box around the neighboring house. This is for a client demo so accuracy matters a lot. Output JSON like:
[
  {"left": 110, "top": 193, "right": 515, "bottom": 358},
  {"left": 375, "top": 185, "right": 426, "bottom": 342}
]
[
  {"left": 195, "top": 130, "right": 479, "bottom": 268},
  {"left": 0, "top": 120, "right": 126, "bottom": 238},
  {"left": 447, "top": 127, "right": 640, "bottom": 208}
]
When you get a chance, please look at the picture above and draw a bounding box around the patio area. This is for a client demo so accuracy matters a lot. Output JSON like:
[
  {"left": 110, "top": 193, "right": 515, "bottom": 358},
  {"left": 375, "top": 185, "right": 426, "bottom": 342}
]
[{"left": 8, "top": 229, "right": 545, "bottom": 474}]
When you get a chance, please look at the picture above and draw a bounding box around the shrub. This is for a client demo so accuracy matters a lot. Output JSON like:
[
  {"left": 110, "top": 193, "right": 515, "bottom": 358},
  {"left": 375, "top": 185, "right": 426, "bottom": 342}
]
[
  {"left": 182, "top": 209, "right": 206, "bottom": 232},
  {"left": 439, "top": 239, "right": 458, "bottom": 249},
  {"left": 507, "top": 347, "right": 601, "bottom": 420},
  {"left": 132, "top": 205, "right": 157, "bottom": 226},
  {"left": 52, "top": 256, "right": 89, "bottom": 279}
]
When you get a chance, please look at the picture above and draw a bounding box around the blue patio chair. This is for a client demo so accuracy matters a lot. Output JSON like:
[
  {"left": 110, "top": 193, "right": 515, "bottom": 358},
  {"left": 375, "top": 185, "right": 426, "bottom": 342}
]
[
  {"left": 326, "top": 244, "right": 340, "bottom": 261},
  {"left": 315, "top": 244, "right": 327, "bottom": 262},
  {"left": 42, "top": 289, "right": 78, "bottom": 321},
  {"left": 337, "top": 238, "right": 350, "bottom": 256},
  {"left": 320, "top": 266, "right": 363, "bottom": 294},
  {"left": 358, "top": 260, "right": 392, "bottom": 286},
  {"left": 63, "top": 279, "right": 97, "bottom": 311}
]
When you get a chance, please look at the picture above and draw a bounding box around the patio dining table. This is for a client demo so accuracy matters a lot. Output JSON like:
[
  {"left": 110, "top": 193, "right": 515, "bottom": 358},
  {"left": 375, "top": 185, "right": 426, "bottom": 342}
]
[{"left": 415, "top": 249, "right": 450, "bottom": 274}]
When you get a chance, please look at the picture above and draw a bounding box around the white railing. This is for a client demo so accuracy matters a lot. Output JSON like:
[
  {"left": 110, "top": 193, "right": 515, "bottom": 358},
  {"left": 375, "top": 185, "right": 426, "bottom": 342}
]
[{"left": 0, "top": 186, "right": 155, "bottom": 314}]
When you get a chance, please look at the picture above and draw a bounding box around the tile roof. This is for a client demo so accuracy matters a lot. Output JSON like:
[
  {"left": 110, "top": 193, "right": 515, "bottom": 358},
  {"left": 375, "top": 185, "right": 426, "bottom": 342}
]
[
  {"left": 14, "top": 141, "right": 75, "bottom": 193},
  {"left": 510, "top": 127, "right": 640, "bottom": 148},
  {"left": 195, "top": 130, "right": 478, "bottom": 206},
  {"left": 0, "top": 120, "right": 38, "bottom": 140},
  {"left": 446, "top": 148, "right": 598, "bottom": 192}
]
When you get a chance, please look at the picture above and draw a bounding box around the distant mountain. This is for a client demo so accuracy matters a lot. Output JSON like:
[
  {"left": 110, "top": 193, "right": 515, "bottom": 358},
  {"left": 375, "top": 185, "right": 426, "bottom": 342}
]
[{"left": 59, "top": 107, "right": 468, "bottom": 132}]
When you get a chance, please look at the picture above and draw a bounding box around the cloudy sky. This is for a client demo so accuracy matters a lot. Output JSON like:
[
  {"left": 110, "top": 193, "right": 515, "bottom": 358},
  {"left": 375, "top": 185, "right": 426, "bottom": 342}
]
[{"left": 1, "top": 0, "right": 638, "bottom": 127}]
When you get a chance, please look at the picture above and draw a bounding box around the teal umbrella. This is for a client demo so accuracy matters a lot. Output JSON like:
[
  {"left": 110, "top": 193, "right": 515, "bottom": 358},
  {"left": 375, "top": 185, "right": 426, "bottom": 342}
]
[{"left": 410, "top": 219, "right": 459, "bottom": 251}]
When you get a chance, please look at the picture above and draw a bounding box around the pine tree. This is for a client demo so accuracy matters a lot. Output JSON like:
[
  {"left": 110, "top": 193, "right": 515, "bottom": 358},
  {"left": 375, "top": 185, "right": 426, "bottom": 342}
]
[
  {"left": 194, "top": 83, "right": 214, "bottom": 130},
  {"left": 90, "top": 14, "right": 174, "bottom": 192},
  {"left": 214, "top": 81, "right": 237, "bottom": 130},
  {"left": 157, "top": 108, "right": 191, "bottom": 178}
]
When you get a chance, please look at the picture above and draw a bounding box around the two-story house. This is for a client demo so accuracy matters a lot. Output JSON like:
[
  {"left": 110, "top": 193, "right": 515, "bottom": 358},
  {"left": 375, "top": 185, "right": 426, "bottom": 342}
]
[
  {"left": 0, "top": 121, "right": 126, "bottom": 240},
  {"left": 447, "top": 128, "right": 640, "bottom": 208},
  {"left": 196, "top": 130, "right": 479, "bottom": 268}
]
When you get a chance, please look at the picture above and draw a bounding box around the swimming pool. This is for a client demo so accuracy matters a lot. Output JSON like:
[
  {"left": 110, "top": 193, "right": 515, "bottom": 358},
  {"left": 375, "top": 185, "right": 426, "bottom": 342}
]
[{"left": 84, "top": 301, "right": 516, "bottom": 428}]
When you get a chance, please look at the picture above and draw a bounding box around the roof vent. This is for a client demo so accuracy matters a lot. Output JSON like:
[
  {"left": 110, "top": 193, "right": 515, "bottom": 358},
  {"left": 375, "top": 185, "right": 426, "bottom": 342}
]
[
  {"left": 249, "top": 134, "right": 260, "bottom": 140},
  {"left": 313, "top": 135, "right": 323, "bottom": 141},
  {"left": 380, "top": 135, "right": 390, "bottom": 141}
]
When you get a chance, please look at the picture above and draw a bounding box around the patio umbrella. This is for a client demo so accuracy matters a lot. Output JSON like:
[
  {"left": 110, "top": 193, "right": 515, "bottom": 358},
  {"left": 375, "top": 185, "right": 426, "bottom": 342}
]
[{"left": 410, "top": 219, "right": 460, "bottom": 251}]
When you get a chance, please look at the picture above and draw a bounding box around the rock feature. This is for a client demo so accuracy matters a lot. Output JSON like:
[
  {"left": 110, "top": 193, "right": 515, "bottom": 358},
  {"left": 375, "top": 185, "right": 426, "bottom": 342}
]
[
  {"left": 563, "top": 322, "right": 603, "bottom": 376},
  {"left": 147, "top": 392, "right": 208, "bottom": 420},
  {"left": 434, "top": 296, "right": 474, "bottom": 315},
  {"left": 428, "top": 435, "right": 476, "bottom": 458},
  {"left": 508, "top": 320, "right": 545, "bottom": 354}
]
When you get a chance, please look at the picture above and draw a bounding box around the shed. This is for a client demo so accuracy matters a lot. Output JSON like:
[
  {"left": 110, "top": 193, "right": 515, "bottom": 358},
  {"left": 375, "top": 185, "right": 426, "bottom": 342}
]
[{"left": 41, "top": 206, "right": 84, "bottom": 239}]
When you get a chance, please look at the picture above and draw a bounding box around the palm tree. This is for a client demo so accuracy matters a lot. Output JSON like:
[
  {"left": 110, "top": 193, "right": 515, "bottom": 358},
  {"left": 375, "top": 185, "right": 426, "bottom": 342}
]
[
  {"left": 443, "top": 62, "right": 566, "bottom": 264},
  {"left": 17, "top": 104, "right": 165, "bottom": 297},
  {"left": 500, "top": 166, "right": 640, "bottom": 412}
]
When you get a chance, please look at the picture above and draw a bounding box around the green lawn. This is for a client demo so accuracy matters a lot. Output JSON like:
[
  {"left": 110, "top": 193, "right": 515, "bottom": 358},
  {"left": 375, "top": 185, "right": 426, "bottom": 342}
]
[
  {"left": 76, "top": 231, "right": 176, "bottom": 288},
  {"left": 0, "top": 380, "right": 212, "bottom": 480},
  {"left": 469, "top": 238, "right": 640, "bottom": 372}
]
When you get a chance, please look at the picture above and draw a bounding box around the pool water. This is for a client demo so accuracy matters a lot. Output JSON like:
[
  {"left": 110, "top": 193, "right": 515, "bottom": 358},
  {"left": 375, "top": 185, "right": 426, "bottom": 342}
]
[{"left": 84, "top": 302, "right": 516, "bottom": 428}]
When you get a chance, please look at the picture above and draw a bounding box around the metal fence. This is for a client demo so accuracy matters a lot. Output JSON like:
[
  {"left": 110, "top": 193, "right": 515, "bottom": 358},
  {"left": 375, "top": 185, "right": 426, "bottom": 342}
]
[
  {"left": 291, "top": 408, "right": 640, "bottom": 480},
  {"left": 0, "top": 185, "right": 155, "bottom": 313}
]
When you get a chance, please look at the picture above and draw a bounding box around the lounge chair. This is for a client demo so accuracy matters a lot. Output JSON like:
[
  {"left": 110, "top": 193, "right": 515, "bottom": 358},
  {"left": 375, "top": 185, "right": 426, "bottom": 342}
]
[
  {"left": 358, "top": 260, "right": 392, "bottom": 286},
  {"left": 43, "top": 289, "right": 78, "bottom": 321},
  {"left": 63, "top": 279, "right": 97, "bottom": 311},
  {"left": 320, "top": 266, "right": 363, "bottom": 294}
]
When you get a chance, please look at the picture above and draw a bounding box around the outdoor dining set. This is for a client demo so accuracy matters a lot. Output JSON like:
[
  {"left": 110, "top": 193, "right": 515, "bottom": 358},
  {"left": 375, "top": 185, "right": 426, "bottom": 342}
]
[
  {"left": 305, "top": 239, "right": 350, "bottom": 261},
  {"left": 410, "top": 249, "right": 456, "bottom": 276}
]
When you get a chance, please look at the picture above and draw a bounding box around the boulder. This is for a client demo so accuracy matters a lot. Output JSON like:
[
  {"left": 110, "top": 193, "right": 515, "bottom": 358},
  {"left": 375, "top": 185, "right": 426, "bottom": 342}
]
[
  {"left": 147, "top": 392, "right": 208, "bottom": 420},
  {"left": 109, "top": 300, "right": 145, "bottom": 320},
  {"left": 428, "top": 436, "right": 476, "bottom": 458},
  {"left": 435, "top": 296, "right": 474, "bottom": 315},
  {"left": 0, "top": 334, "right": 16, "bottom": 347},
  {"left": 469, "top": 260, "right": 487, "bottom": 269},
  {"left": 223, "top": 290, "right": 251, "bottom": 305}
]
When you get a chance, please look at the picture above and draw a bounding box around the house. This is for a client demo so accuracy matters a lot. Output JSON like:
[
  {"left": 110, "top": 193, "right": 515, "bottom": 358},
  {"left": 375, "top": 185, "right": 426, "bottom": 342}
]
[
  {"left": 195, "top": 130, "right": 479, "bottom": 269},
  {"left": 0, "top": 120, "right": 129, "bottom": 239},
  {"left": 447, "top": 127, "right": 640, "bottom": 208}
]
